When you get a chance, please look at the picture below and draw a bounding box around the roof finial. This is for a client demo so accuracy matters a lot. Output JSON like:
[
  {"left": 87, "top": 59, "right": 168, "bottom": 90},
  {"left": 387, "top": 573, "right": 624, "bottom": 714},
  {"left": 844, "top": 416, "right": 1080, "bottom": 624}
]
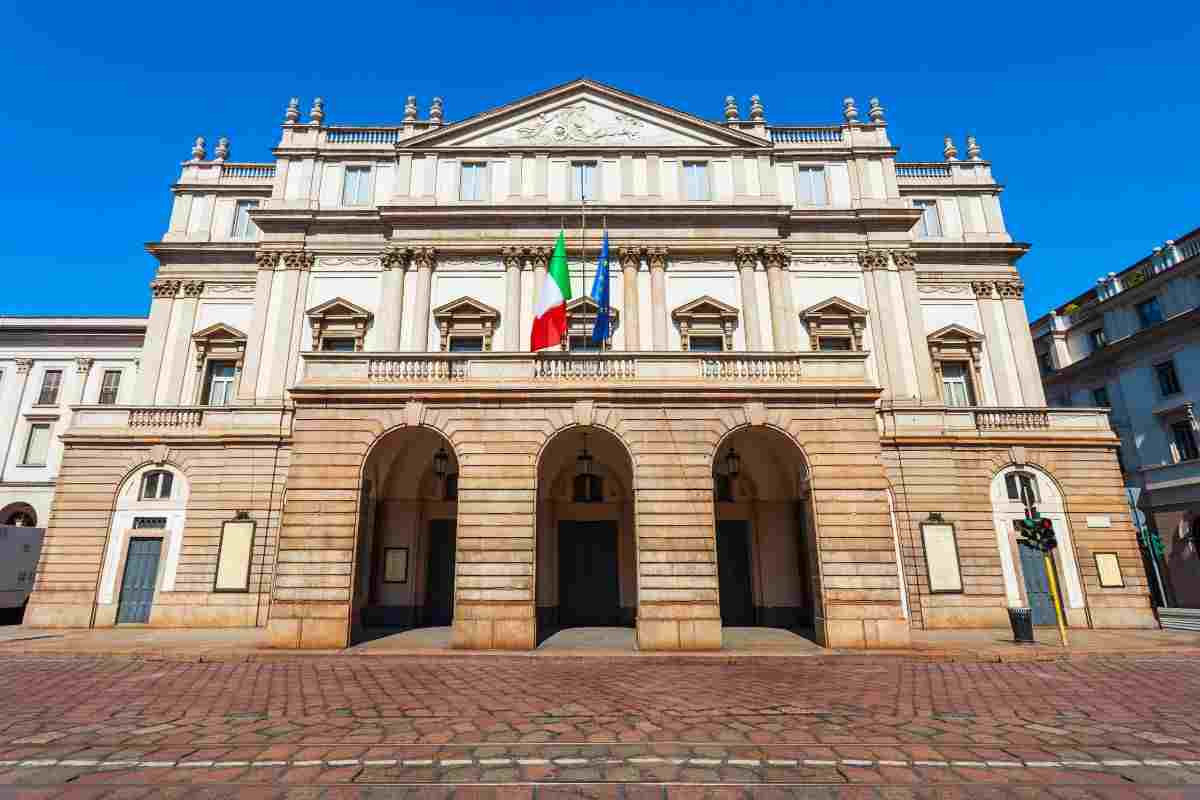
[
  {"left": 842, "top": 96, "right": 859, "bottom": 123},
  {"left": 404, "top": 95, "right": 418, "bottom": 122},
  {"left": 284, "top": 97, "right": 300, "bottom": 124},
  {"left": 966, "top": 134, "right": 982, "bottom": 161},
  {"left": 748, "top": 94, "right": 765, "bottom": 122},
  {"left": 867, "top": 97, "right": 885, "bottom": 123},
  {"left": 943, "top": 136, "right": 959, "bottom": 162},
  {"left": 190, "top": 136, "right": 207, "bottom": 161},
  {"left": 429, "top": 96, "right": 444, "bottom": 124},
  {"left": 724, "top": 95, "right": 739, "bottom": 122},
  {"left": 214, "top": 136, "right": 230, "bottom": 162},
  {"left": 309, "top": 97, "right": 325, "bottom": 125}
]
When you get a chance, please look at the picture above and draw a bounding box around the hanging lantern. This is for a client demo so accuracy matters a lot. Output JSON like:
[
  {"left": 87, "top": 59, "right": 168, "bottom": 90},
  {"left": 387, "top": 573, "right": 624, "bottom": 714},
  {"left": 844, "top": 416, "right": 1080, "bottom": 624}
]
[
  {"left": 433, "top": 445, "right": 449, "bottom": 478},
  {"left": 576, "top": 433, "right": 594, "bottom": 476},
  {"left": 724, "top": 446, "right": 741, "bottom": 478}
]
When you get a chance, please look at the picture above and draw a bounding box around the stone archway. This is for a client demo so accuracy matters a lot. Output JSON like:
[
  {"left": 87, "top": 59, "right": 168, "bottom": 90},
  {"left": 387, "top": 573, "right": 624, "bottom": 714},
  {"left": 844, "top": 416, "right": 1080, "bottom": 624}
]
[
  {"left": 535, "top": 425, "right": 636, "bottom": 645},
  {"left": 712, "top": 426, "right": 820, "bottom": 640},
  {"left": 352, "top": 426, "right": 459, "bottom": 644}
]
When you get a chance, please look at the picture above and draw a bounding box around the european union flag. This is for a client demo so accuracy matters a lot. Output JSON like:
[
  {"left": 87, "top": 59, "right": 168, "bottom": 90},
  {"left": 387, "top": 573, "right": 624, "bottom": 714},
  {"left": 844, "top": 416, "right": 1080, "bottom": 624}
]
[{"left": 589, "top": 230, "right": 611, "bottom": 345}]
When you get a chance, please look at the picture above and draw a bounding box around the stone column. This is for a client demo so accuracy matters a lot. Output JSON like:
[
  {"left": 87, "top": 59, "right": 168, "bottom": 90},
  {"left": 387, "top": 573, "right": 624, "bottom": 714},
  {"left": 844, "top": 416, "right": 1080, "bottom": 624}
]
[
  {"left": 894, "top": 251, "right": 939, "bottom": 402},
  {"left": 409, "top": 247, "right": 436, "bottom": 352},
  {"left": 259, "top": 250, "right": 314, "bottom": 401},
  {"left": 736, "top": 247, "right": 762, "bottom": 350},
  {"left": 134, "top": 280, "right": 180, "bottom": 405},
  {"left": 764, "top": 245, "right": 793, "bottom": 352},
  {"left": 156, "top": 279, "right": 203, "bottom": 405},
  {"left": 974, "top": 280, "right": 1022, "bottom": 406},
  {"left": 502, "top": 247, "right": 523, "bottom": 351},
  {"left": 237, "top": 255, "right": 278, "bottom": 402},
  {"left": 376, "top": 247, "right": 409, "bottom": 351},
  {"left": 998, "top": 280, "right": 1047, "bottom": 405},
  {"left": 648, "top": 247, "right": 668, "bottom": 351},
  {"left": 619, "top": 246, "right": 641, "bottom": 350}
]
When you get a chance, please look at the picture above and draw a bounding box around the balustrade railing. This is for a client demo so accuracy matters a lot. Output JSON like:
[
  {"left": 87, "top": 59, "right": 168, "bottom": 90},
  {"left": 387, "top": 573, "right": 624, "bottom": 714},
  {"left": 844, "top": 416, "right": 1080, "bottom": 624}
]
[
  {"left": 128, "top": 408, "right": 204, "bottom": 428},
  {"left": 368, "top": 357, "right": 467, "bottom": 382},
  {"left": 326, "top": 128, "right": 400, "bottom": 145},
  {"left": 534, "top": 355, "right": 639, "bottom": 380},
  {"left": 973, "top": 409, "right": 1051, "bottom": 430},
  {"left": 219, "top": 163, "right": 275, "bottom": 181},
  {"left": 699, "top": 356, "right": 805, "bottom": 381},
  {"left": 769, "top": 126, "right": 843, "bottom": 144},
  {"left": 894, "top": 163, "right": 953, "bottom": 181}
]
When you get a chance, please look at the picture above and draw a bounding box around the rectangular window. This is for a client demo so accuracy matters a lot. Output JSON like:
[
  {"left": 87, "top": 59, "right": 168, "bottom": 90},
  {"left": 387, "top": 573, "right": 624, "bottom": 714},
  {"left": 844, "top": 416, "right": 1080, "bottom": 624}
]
[
  {"left": 22, "top": 424, "right": 50, "bottom": 466},
  {"left": 448, "top": 336, "right": 483, "bottom": 352},
  {"left": 571, "top": 161, "right": 597, "bottom": 201},
  {"left": 320, "top": 337, "right": 357, "bottom": 352},
  {"left": 940, "top": 362, "right": 975, "bottom": 407},
  {"left": 1172, "top": 421, "right": 1199, "bottom": 462},
  {"left": 817, "top": 336, "right": 852, "bottom": 351},
  {"left": 1136, "top": 297, "right": 1164, "bottom": 328},
  {"left": 1156, "top": 360, "right": 1182, "bottom": 396},
  {"left": 202, "top": 361, "right": 237, "bottom": 406},
  {"left": 683, "top": 161, "right": 710, "bottom": 201},
  {"left": 914, "top": 199, "right": 942, "bottom": 238},
  {"left": 37, "top": 370, "right": 62, "bottom": 405},
  {"left": 1088, "top": 328, "right": 1107, "bottom": 351},
  {"left": 569, "top": 335, "right": 601, "bottom": 352},
  {"left": 98, "top": 370, "right": 122, "bottom": 405},
  {"left": 230, "top": 200, "right": 259, "bottom": 239},
  {"left": 459, "top": 162, "right": 487, "bottom": 201},
  {"left": 1092, "top": 386, "right": 1110, "bottom": 407},
  {"left": 342, "top": 166, "right": 372, "bottom": 206},
  {"left": 795, "top": 166, "right": 828, "bottom": 206},
  {"left": 688, "top": 335, "right": 725, "bottom": 352}
]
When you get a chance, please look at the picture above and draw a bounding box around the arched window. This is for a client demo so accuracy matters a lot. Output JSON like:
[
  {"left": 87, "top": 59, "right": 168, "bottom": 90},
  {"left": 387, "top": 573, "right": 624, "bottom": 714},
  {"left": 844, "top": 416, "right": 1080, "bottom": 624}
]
[
  {"left": 573, "top": 474, "right": 604, "bottom": 503},
  {"left": 2, "top": 503, "right": 37, "bottom": 527},
  {"left": 1004, "top": 471, "right": 1039, "bottom": 507},
  {"left": 140, "top": 470, "right": 174, "bottom": 501}
]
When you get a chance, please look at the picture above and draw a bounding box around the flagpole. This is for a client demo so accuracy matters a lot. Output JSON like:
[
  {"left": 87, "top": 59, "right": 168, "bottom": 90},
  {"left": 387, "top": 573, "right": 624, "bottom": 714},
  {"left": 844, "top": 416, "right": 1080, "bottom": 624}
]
[{"left": 601, "top": 215, "right": 608, "bottom": 352}]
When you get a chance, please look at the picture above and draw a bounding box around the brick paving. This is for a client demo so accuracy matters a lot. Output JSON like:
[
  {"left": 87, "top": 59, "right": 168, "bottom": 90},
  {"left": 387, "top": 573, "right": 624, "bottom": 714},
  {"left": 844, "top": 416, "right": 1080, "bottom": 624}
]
[{"left": 0, "top": 653, "right": 1198, "bottom": 797}]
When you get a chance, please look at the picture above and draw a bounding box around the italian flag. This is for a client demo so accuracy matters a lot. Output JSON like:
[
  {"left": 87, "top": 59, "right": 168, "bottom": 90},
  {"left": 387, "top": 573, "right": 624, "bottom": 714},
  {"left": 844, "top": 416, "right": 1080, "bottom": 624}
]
[{"left": 531, "top": 231, "right": 572, "bottom": 351}]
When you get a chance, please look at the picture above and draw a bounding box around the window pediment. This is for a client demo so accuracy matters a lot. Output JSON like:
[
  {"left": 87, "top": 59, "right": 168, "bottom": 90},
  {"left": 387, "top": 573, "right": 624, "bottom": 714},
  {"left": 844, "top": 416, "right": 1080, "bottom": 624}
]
[
  {"left": 307, "top": 297, "right": 373, "bottom": 351},
  {"left": 800, "top": 296, "right": 868, "bottom": 351},
  {"left": 800, "top": 296, "right": 868, "bottom": 322},
  {"left": 927, "top": 324, "right": 986, "bottom": 405},
  {"left": 927, "top": 323, "right": 984, "bottom": 351},
  {"left": 672, "top": 295, "right": 739, "bottom": 351},
  {"left": 192, "top": 323, "right": 247, "bottom": 369},
  {"left": 562, "top": 296, "right": 621, "bottom": 349},
  {"left": 433, "top": 296, "right": 501, "bottom": 351}
]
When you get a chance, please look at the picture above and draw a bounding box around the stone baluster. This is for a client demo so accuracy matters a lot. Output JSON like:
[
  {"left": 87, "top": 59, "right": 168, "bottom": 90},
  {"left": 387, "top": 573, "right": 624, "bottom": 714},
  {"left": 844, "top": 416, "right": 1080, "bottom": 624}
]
[
  {"left": 619, "top": 246, "right": 642, "bottom": 351},
  {"left": 735, "top": 247, "right": 762, "bottom": 350}
]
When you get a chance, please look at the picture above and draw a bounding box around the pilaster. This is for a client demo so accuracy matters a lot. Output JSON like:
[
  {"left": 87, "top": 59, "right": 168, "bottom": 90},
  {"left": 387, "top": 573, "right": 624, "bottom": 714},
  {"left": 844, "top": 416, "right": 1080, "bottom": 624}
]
[
  {"left": 619, "top": 246, "right": 641, "bottom": 350},
  {"left": 974, "top": 280, "right": 1023, "bottom": 405},
  {"left": 735, "top": 247, "right": 762, "bottom": 350},
  {"left": 410, "top": 247, "right": 436, "bottom": 352},
  {"left": 134, "top": 280, "right": 179, "bottom": 405},
  {"left": 238, "top": 254, "right": 277, "bottom": 402},
  {"left": 502, "top": 247, "right": 523, "bottom": 351},
  {"left": 377, "top": 247, "right": 410, "bottom": 351},
  {"left": 648, "top": 247, "right": 669, "bottom": 351},
  {"left": 998, "top": 281, "right": 1046, "bottom": 405}
]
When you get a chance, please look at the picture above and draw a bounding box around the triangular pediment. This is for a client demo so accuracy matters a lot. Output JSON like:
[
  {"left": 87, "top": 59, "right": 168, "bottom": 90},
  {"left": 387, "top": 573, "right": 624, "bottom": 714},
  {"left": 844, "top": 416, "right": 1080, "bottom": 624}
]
[
  {"left": 191, "top": 322, "right": 247, "bottom": 343},
  {"left": 801, "top": 296, "right": 868, "bottom": 321},
  {"left": 927, "top": 323, "right": 984, "bottom": 344},
  {"left": 433, "top": 296, "right": 501, "bottom": 320},
  {"left": 672, "top": 295, "right": 739, "bottom": 320},
  {"left": 404, "top": 78, "right": 770, "bottom": 150},
  {"left": 306, "top": 297, "right": 372, "bottom": 321},
  {"left": 566, "top": 295, "right": 620, "bottom": 321}
]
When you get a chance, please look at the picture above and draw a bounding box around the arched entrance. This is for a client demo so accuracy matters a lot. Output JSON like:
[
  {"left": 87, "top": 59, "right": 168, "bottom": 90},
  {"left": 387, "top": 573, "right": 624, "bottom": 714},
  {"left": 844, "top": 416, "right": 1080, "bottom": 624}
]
[
  {"left": 536, "top": 425, "right": 636, "bottom": 644},
  {"left": 353, "top": 426, "right": 459, "bottom": 644},
  {"left": 712, "top": 426, "right": 819, "bottom": 639}
]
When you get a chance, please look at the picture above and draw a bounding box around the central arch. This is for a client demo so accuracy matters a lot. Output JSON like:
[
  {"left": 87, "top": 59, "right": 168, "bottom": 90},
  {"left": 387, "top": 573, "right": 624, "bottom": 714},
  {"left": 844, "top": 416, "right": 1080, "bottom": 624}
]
[
  {"left": 712, "top": 425, "right": 820, "bottom": 641},
  {"left": 535, "top": 425, "right": 636, "bottom": 645},
  {"left": 352, "top": 425, "right": 460, "bottom": 645}
]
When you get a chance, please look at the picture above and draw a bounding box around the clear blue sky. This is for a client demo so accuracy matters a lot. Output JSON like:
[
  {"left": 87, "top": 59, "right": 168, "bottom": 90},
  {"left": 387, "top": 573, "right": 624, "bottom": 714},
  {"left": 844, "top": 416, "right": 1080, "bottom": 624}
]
[{"left": 1, "top": 1, "right": 1195, "bottom": 319}]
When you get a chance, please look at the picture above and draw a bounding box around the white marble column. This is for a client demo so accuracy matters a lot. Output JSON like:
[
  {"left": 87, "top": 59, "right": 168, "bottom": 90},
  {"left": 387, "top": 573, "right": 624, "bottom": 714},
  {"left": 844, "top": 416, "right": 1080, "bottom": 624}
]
[
  {"left": 894, "top": 252, "right": 939, "bottom": 402},
  {"left": 619, "top": 246, "right": 641, "bottom": 351},
  {"left": 258, "top": 250, "right": 313, "bottom": 401},
  {"left": 410, "top": 248, "right": 435, "bottom": 352},
  {"left": 156, "top": 280, "right": 203, "bottom": 405},
  {"left": 764, "top": 246, "right": 793, "bottom": 352},
  {"left": 503, "top": 247, "right": 523, "bottom": 351},
  {"left": 736, "top": 248, "right": 762, "bottom": 350},
  {"left": 134, "top": 280, "right": 180, "bottom": 405},
  {"left": 999, "top": 280, "right": 1047, "bottom": 406},
  {"left": 974, "top": 280, "right": 1023, "bottom": 406},
  {"left": 648, "top": 247, "right": 668, "bottom": 351},
  {"left": 237, "top": 256, "right": 277, "bottom": 402},
  {"left": 376, "top": 248, "right": 408, "bottom": 351},
  {"left": 74, "top": 357, "right": 93, "bottom": 404}
]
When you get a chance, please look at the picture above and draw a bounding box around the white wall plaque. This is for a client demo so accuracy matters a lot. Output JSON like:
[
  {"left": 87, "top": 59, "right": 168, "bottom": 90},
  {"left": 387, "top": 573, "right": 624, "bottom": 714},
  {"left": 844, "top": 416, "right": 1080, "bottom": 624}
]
[
  {"left": 1094, "top": 552, "right": 1124, "bottom": 588},
  {"left": 1086, "top": 515, "right": 1112, "bottom": 529},
  {"left": 214, "top": 519, "right": 255, "bottom": 592},
  {"left": 921, "top": 521, "right": 963, "bottom": 594}
]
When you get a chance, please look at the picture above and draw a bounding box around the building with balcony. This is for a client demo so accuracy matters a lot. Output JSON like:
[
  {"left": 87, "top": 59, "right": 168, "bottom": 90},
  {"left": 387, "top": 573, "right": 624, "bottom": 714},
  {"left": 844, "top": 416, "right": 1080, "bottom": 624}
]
[
  {"left": 1032, "top": 226, "right": 1200, "bottom": 612},
  {"left": 25, "top": 79, "right": 1153, "bottom": 649}
]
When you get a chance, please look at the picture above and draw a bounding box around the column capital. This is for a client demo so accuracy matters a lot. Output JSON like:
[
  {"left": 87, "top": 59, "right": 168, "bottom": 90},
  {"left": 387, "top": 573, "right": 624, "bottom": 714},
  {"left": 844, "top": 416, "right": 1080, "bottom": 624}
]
[
  {"left": 150, "top": 279, "right": 182, "bottom": 299},
  {"left": 734, "top": 246, "right": 758, "bottom": 270},
  {"left": 501, "top": 246, "right": 523, "bottom": 270},
  {"left": 618, "top": 246, "right": 642, "bottom": 270},
  {"left": 857, "top": 250, "right": 888, "bottom": 272},
  {"left": 971, "top": 280, "right": 999, "bottom": 299},
  {"left": 527, "top": 245, "right": 550, "bottom": 270},
  {"left": 281, "top": 249, "right": 316, "bottom": 271},
  {"left": 15, "top": 358, "right": 33, "bottom": 375},
  {"left": 75, "top": 357, "right": 94, "bottom": 375},
  {"left": 410, "top": 246, "right": 437, "bottom": 271},
  {"left": 646, "top": 246, "right": 669, "bottom": 271},
  {"left": 762, "top": 244, "right": 788, "bottom": 269},
  {"left": 381, "top": 246, "right": 410, "bottom": 271},
  {"left": 891, "top": 249, "right": 917, "bottom": 271},
  {"left": 182, "top": 280, "right": 205, "bottom": 298},
  {"left": 996, "top": 279, "right": 1025, "bottom": 299}
]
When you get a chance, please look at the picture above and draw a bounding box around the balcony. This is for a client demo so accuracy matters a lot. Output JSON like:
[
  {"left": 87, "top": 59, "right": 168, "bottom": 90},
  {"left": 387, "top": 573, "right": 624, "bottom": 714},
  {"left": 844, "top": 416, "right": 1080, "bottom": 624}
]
[
  {"left": 877, "top": 406, "right": 1117, "bottom": 442},
  {"left": 1140, "top": 458, "right": 1200, "bottom": 496},
  {"left": 299, "top": 350, "right": 872, "bottom": 392},
  {"left": 66, "top": 405, "right": 292, "bottom": 440}
]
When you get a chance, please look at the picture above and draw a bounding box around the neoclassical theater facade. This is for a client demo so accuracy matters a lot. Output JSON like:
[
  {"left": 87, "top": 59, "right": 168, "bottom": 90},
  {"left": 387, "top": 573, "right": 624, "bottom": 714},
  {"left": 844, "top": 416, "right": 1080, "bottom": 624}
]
[{"left": 25, "top": 80, "right": 1155, "bottom": 649}]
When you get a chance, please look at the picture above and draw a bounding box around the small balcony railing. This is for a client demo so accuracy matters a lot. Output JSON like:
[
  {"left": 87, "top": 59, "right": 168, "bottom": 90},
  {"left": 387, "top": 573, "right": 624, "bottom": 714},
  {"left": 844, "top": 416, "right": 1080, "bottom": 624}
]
[{"left": 878, "top": 406, "right": 1115, "bottom": 439}]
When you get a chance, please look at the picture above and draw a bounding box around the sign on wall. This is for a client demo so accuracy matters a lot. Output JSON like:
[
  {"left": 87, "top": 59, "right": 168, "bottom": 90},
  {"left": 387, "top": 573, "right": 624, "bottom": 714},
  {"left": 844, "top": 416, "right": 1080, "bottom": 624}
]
[
  {"left": 1094, "top": 552, "right": 1125, "bottom": 588},
  {"left": 384, "top": 547, "right": 409, "bottom": 583},
  {"left": 921, "top": 518, "right": 963, "bottom": 594},
  {"left": 214, "top": 518, "right": 255, "bottom": 592}
]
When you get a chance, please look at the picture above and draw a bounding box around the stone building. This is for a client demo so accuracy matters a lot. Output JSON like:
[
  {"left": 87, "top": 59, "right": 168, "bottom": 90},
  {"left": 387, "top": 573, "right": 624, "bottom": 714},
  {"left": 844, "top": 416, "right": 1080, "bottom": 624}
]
[
  {"left": 1032, "top": 226, "right": 1200, "bottom": 614},
  {"left": 25, "top": 79, "right": 1154, "bottom": 649}
]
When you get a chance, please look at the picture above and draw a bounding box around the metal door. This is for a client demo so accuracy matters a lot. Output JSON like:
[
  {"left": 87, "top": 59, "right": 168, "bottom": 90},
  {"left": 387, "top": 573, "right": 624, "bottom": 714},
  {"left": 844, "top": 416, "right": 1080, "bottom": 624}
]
[
  {"left": 1018, "top": 541, "right": 1056, "bottom": 625},
  {"left": 424, "top": 520, "right": 456, "bottom": 626},
  {"left": 717, "top": 520, "right": 755, "bottom": 626},
  {"left": 116, "top": 538, "right": 162, "bottom": 624},
  {"left": 558, "top": 521, "right": 620, "bottom": 627}
]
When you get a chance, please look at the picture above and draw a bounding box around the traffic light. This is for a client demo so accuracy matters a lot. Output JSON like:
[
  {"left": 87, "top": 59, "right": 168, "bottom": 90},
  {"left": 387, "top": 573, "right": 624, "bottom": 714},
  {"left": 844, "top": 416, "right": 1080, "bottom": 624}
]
[
  {"left": 1014, "top": 513, "right": 1057, "bottom": 552},
  {"left": 1138, "top": 527, "right": 1165, "bottom": 558}
]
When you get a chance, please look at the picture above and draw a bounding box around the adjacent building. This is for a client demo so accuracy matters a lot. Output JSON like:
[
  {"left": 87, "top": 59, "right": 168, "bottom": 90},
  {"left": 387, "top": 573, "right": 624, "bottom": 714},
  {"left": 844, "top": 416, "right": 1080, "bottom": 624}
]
[
  {"left": 25, "top": 80, "right": 1154, "bottom": 649},
  {"left": 1033, "top": 227, "right": 1200, "bottom": 610}
]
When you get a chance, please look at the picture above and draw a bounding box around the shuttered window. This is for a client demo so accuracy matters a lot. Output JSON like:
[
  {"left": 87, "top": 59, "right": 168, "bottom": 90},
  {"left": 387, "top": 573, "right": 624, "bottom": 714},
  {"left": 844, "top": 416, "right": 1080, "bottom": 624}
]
[
  {"left": 683, "top": 161, "right": 710, "bottom": 201},
  {"left": 795, "top": 166, "right": 828, "bottom": 206}
]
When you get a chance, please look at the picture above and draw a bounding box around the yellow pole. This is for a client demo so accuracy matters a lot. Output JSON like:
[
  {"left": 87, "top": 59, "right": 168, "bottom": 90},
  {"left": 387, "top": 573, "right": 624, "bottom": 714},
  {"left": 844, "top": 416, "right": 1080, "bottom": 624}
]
[{"left": 1043, "top": 552, "right": 1069, "bottom": 647}]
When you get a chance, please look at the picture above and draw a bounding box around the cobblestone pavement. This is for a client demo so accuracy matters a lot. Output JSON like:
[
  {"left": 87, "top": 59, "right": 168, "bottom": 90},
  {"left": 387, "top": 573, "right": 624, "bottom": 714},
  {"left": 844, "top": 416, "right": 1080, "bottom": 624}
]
[{"left": 1, "top": 653, "right": 1199, "bottom": 797}]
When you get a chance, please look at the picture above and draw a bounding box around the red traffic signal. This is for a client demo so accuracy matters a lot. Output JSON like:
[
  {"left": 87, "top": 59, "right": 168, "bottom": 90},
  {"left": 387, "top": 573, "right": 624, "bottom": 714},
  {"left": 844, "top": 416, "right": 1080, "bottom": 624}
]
[{"left": 1039, "top": 518, "right": 1053, "bottom": 531}]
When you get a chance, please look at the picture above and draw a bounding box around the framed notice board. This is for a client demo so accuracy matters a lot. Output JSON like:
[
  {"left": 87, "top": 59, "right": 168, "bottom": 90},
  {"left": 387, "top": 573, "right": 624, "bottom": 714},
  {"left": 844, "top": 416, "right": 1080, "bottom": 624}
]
[{"left": 921, "top": 518, "right": 963, "bottom": 594}]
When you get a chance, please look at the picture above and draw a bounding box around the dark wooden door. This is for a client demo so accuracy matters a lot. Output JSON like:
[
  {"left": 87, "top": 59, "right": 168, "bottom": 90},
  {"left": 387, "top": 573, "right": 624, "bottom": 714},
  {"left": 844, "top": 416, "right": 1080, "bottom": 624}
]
[
  {"left": 1018, "top": 541, "right": 1057, "bottom": 625},
  {"left": 425, "top": 519, "right": 456, "bottom": 626},
  {"left": 717, "top": 520, "right": 754, "bottom": 626},
  {"left": 558, "top": 521, "right": 620, "bottom": 627},
  {"left": 116, "top": 538, "right": 161, "bottom": 624}
]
